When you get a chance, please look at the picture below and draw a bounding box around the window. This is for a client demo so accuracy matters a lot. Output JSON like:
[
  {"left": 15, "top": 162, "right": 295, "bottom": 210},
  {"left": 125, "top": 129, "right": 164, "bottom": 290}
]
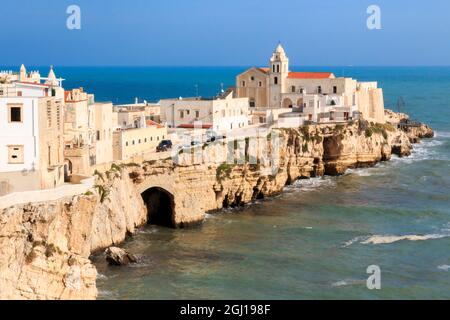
[
  {"left": 333, "top": 86, "right": 337, "bottom": 94},
  {"left": 258, "top": 81, "right": 262, "bottom": 87},
  {"left": 47, "top": 102, "right": 52, "bottom": 127},
  {"left": 317, "top": 86, "right": 322, "bottom": 94},
  {"left": 274, "top": 77, "right": 278, "bottom": 85},
  {"left": 291, "top": 86, "right": 296, "bottom": 93},
  {"left": 8, "top": 104, "right": 22, "bottom": 122},
  {"left": 195, "top": 110, "right": 200, "bottom": 118},
  {"left": 249, "top": 99, "right": 255, "bottom": 108},
  {"left": 300, "top": 88, "right": 304, "bottom": 94},
  {"left": 132, "top": 140, "right": 135, "bottom": 145},
  {"left": 138, "top": 139, "right": 141, "bottom": 144},
  {"left": 330, "top": 111, "right": 335, "bottom": 121},
  {"left": 242, "top": 81, "right": 246, "bottom": 87},
  {"left": 250, "top": 76, "right": 254, "bottom": 81},
  {"left": 276, "top": 65, "right": 280, "bottom": 73},
  {"left": 56, "top": 105, "right": 61, "bottom": 129},
  {"left": 126, "top": 141, "right": 129, "bottom": 146},
  {"left": 0, "top": 89, "right": 3, "bottom": 95},
  {"left": 51, "top": 89, "right": 56, "bottom": 97},
  {"left": 144, "top": 138, "right": 147, "bottom": 143},
  {"left": 17, "top": 91, "right": 22, "bottom": 97},
  {"left": 180, "top": 110, "right": 184, "bottom": 119},
  {"left": 7, "top": 145, "right": 24, "bottom": 164},
  {"left": 272, "top": 65, "right": 275, "bottom": 72},
  {"left": 96, "top": 130, "right": 100, "bottom": 141}
]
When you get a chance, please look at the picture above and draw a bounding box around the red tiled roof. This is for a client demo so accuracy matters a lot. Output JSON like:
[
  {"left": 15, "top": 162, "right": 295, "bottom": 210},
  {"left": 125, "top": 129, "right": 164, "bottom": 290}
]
[
  {"left": 258, "top": 67, "right": 270, "bottom": 73},
  {"left": 288, "top": 72, "right": 334, "bottom": 79},
  {"left": 146, "top": 119, "right": 164, "bottom": 128},
  {"left": 177, "top": 123, "right": 213, "bottom": 129},
  {"left": 64, "top": 91, "right": 88, "bottom": 103}
]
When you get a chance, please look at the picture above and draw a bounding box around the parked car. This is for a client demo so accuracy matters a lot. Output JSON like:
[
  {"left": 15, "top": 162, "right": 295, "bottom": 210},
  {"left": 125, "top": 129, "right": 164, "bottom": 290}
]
[
  {"left": 156, "top": 140, "right": 173, "bottom": 152},
  {"left": 205, "top": 130, "right": 226, "bottom": 142}
]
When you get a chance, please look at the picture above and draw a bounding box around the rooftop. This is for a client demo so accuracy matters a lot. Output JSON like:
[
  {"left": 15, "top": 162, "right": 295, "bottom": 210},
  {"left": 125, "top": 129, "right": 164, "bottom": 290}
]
[{"left": 288, "top": 72, "right": 334, "bottom": 79}]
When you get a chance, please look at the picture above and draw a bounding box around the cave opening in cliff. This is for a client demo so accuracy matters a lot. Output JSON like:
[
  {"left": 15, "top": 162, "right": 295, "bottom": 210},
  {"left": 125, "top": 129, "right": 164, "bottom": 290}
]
[{"left": 141, "top": 187, "right": 175, "bottom": 228}]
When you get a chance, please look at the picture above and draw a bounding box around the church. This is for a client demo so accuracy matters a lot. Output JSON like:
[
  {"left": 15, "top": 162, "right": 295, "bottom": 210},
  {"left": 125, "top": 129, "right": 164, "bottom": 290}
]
[{"left": 235, "top": 44, "right": 385, "bottom": 124}]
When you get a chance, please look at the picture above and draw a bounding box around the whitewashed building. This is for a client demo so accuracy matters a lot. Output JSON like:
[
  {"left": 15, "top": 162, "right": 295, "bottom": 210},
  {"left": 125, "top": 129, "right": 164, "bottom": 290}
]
[
  {"left": 0, "top": 66, "right": 66, "bottom": 195},
  {"left": 159, "top": 91, "right": 249, "bottom": 132}
]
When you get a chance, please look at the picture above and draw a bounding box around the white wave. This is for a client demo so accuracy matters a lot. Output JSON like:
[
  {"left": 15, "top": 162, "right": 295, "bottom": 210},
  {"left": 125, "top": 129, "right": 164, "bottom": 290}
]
[
  {"left": 303, "top": 226, "right": 313, "bottom": 230},
  {"left": 138, "top": 227, "right": 158, "bottom": 234},
  {"left": 435, "top": 131, "right": 450, "bottom": 138},
  {"left": 287, "top": 176, "right": 337, "bottom": 192},
  {"left": 361, "top": 233, "right": 450, "bottom": 245},
  {"left": 97, "top": 273, "right": 108, "bottom": 280},
  {"left": 204, "top": 213, "right": 215, "bottom": 220},
  {"left": 345, "top": 168, "right": 373, "bottom": 177},
  {"left": 341, "top": 236, "right": 369, "bottom": 248},
  {"left": 332, "top": 279, "right": 365, "bottom": 287},
  {"left": 437, "top": 265, "right": 450, "bottom": 271}
]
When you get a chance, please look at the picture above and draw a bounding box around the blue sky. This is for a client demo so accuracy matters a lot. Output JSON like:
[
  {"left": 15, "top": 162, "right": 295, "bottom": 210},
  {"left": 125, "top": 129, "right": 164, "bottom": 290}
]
[{"left": 3, "top": 0, "right": 450, "bottom": 66}]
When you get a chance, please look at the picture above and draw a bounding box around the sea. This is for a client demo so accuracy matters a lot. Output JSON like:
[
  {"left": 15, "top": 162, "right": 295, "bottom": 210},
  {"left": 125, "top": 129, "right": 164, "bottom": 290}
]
[{"left": 18, "top": 66, "right": 450, "bottom": 299}]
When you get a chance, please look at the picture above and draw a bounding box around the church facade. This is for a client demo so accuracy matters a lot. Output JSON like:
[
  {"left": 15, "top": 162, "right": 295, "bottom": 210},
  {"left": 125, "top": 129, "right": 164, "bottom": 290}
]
[{"left": 236, "top": 44, "right": 385, "bottom": 124}]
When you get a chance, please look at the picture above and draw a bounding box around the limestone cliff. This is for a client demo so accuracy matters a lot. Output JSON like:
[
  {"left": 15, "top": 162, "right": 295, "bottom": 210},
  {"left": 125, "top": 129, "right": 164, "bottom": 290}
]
[{"left": 0, "top": 111, "right": 434, "bottom": 299}]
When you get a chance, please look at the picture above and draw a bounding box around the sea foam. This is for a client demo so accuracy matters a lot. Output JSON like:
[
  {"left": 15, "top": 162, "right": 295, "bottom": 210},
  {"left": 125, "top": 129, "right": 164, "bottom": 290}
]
[
  {"left": 437, "top": 265, "right": 450, "bottom": 271},
  {"left": 361, "top": 233, "right": 449, "bottom": 245}
]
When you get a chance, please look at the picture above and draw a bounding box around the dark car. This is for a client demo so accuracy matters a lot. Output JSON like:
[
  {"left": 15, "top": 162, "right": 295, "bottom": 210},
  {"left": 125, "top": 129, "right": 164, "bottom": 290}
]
[{"left": 156, "top": 140, "right": 173, "bottom": 152}]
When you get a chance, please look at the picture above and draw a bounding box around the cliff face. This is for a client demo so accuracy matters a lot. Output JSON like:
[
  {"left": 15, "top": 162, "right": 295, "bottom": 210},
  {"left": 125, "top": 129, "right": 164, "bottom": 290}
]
[
  {"left": 0, "top": 196, "right": 98, "bottom": 299},
  {"left": 0, "top": 173, "right": 147, "bottom": 300},
  {"left": 0, "top": 112, "right": 434, "bottom": 300}
]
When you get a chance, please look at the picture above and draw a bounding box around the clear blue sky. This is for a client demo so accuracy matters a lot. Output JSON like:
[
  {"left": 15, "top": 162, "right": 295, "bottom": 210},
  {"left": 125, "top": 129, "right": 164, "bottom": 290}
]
[{"left": 3, "top": 0, "right": 450, "bottom": 66}]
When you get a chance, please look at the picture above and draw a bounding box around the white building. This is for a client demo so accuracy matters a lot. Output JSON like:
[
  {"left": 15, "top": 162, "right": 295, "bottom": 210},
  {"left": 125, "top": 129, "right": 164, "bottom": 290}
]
[
  {"left": 159, "top": 91, "right": 249, "bottom": 133},
  {"left": 0, "top": 66, "right": 65, "bottom": 195}
]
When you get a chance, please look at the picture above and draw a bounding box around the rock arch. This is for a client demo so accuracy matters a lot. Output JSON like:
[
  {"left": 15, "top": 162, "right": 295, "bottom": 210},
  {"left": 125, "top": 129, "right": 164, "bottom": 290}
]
[{"left": 141, "top": 187, "right": 175, "bottom": 228}]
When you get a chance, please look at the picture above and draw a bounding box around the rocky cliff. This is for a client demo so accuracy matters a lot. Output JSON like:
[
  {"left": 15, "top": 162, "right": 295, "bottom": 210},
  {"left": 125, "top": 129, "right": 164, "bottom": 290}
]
[{"left": 0, "top": 111, "right": 434, "bottom": 299}]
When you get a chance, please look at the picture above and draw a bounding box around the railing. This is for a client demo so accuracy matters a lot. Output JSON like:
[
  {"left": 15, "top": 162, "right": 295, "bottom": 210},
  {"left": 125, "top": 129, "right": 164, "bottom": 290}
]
[{"left": 0, "top": 176, "right": 95, "bottom": 210}]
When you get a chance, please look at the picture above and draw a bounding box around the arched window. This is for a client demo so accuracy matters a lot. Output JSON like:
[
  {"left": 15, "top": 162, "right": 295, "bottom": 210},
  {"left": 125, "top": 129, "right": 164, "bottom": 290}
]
[
  {"left": 276, "top": 65, "right": 280, "bottom": 73},
  {"left": 274, "top": 77, "right": 278, "bottom": 85},
  {"left": 273, "top": 65, "right": 275, "bottom": 72}
]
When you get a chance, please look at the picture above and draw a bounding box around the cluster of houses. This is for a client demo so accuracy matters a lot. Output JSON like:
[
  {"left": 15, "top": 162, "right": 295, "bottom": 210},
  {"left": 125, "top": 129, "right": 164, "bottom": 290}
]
[{"left": 0, "top": 44, "right": 385, "bottom": 196}]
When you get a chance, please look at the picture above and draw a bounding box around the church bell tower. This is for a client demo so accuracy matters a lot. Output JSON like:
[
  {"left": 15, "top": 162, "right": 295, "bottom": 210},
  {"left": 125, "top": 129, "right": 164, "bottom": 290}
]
[{"left": 268, "top": 43, "right": 289, "bottom": 108}]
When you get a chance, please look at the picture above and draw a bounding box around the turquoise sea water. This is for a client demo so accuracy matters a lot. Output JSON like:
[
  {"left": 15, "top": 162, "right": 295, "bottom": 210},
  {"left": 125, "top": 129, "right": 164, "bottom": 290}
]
[{"left": 33, "top": 66, "right": 449, "bottom": 299}]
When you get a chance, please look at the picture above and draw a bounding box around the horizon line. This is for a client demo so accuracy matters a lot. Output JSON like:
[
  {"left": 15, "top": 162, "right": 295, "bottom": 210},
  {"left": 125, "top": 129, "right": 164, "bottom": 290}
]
[{"left": 3, "top": 64, "right": 450, "bottom": 68}]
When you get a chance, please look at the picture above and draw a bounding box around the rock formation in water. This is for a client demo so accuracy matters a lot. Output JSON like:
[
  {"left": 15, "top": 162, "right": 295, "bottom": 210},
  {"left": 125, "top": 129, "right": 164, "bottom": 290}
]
[
  {"left": 0, "top": 111, "right": 434, "bottom": 299},
  {"left": 105, "top": 247, "right": 138, "bottom": 266}
]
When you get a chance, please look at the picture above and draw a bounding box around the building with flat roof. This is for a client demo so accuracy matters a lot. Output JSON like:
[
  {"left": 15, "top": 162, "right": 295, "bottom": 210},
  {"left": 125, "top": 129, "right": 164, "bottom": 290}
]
[
  {"left": 113, "top": 120, "right": 167, "bottom": 161},
  {"left": 159, "top": 91, "right": 249, "bottom": 132}
]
